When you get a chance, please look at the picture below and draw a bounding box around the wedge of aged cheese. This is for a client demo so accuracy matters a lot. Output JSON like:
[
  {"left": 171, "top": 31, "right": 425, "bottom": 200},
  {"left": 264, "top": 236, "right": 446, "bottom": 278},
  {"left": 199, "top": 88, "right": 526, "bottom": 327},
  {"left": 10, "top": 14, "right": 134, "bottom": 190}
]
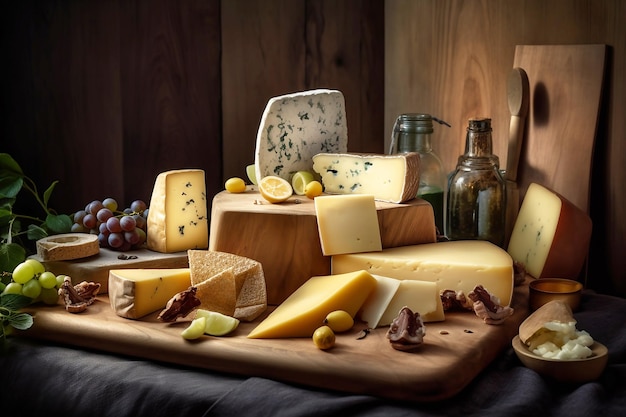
[
  {"left": 108, "top": 268, "right": 191, "bottom": 319},
  {"left": 312, "top": 152, "right": 420, "bottom": 203},
  {"left": 332, "top": 240, "right": 515, "bottom": 306},
  {"left": 255, "top": 89, "right": 348, "bottom": 182},
  {"left": 147, "top": 169, "right": 209, "bottom": 253},
  {"left": 507, "top": 183, "right": 592, "bottom": 279},
  {"left": 247, "top": 270, "right": 376, "bottom": 339},
  {"left": 314, "top": 194, "right": 382, "bottom": 256},
  {"left": 188, "top": 250, "right": 267, "bottom": 321},
  {"left": 36, "top": 233, "right": 99, "bottom": 261}
]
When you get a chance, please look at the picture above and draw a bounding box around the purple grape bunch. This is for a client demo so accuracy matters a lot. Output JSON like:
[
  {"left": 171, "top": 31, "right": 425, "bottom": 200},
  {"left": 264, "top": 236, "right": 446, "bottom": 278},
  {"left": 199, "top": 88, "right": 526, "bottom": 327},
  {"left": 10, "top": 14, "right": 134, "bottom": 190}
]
[{"left": 72, "top": 198, "right": 149, "bottom": 251}]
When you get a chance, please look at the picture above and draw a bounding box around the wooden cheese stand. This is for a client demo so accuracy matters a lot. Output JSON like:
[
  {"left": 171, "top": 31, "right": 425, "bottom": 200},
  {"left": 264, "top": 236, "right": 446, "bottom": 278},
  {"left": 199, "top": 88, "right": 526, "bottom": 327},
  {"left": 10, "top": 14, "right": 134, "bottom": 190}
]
[{"left": 22, "top": 280, "right": 529, "bottom": 403}]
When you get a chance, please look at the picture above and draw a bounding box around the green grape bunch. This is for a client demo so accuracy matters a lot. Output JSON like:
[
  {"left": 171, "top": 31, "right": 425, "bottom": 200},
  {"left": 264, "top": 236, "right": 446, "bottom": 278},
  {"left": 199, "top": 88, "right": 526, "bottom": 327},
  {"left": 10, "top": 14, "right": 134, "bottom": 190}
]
[
  {"left": 1, "top": 258, "right": 65, "bottom": 305},
  {"left": 70, "top": 198, "right": 149, "bottom": 251}
]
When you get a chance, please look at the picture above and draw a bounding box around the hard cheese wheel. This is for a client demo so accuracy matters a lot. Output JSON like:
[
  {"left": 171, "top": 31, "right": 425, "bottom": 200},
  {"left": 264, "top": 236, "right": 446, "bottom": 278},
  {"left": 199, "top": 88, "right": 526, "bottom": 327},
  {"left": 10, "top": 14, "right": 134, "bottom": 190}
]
[{"left": 36, "top": 233, "right": 99, "bottom": 261}]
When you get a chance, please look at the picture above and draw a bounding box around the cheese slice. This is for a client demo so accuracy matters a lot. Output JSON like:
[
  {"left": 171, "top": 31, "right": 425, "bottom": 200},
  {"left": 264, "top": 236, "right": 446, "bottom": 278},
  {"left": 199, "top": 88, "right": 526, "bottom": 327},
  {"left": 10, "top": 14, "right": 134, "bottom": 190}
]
[
  {"left": 507, "top": 182, "right": 592, "bottom": 279},
  {"left": 255, "top": 89, "right": 348, "bottom": 182},
  {"left": 359, "top": 275, "right": 401, "bottom": 328},
  {"left": 247, "top": 270, "right": 376, "bottom": 339},
  {"left": 108, "top": 268, "right": 191, "bottom": 319},
  {"left": 312, "top": 152, "right": 420, "bottom": 203},
  {"left": 314, "top": 194, "right": 382, "bottom": 256},
  {"left": 332, "top": 240, "right": 514, "bottom": 306},
  {"left": 194, "top": 267, "right": 237, "bottom": 316},
  {"left": 147, "top": 169, "right": 209, "bottom": 253},
  {"left": 379, "top": 279, "right": 444, "bottom": 326}
]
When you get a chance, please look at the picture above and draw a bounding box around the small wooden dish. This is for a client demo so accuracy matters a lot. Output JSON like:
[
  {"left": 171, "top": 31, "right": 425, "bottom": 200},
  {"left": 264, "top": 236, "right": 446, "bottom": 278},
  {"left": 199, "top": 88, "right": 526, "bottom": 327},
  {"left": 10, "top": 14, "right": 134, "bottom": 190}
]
[
  {"left": 529, "top": 278, "right": 583, "bottom": 312},
  {"left": 512, "top": 335, "right": 608, "bottom": 383}
]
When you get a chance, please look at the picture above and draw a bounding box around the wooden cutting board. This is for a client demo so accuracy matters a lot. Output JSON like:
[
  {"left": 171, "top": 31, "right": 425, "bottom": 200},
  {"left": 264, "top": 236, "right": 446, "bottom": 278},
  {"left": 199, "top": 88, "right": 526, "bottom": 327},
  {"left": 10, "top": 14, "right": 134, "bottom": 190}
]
[
  {"left": 21, "top": 281, "right": 529, "bottom": 403},
  {"left": 512, "top": 44, "right": 606, "bottom": 213}
]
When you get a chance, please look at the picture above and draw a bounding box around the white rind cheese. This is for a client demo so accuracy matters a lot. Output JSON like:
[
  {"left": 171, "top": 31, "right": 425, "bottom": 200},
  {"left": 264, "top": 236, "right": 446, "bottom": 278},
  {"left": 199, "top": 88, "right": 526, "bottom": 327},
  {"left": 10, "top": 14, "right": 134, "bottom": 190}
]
[
  {"left": 332, "top": 240, "right": 515, "bottom": 307},
  {"left": 147, "top": 169, "right": 209, "bottom": 253},
  {"left": 108, "top": 268, "right": 192, "bottom": 319},
  {"left": 255, "top": 89, "right": 348, "bottom": 182},
  {"left": 507, "top": 182, "right": 592, "bottom": 279},
  {"left": 312, "top": 152, "right": 420, "bottom": 203}
]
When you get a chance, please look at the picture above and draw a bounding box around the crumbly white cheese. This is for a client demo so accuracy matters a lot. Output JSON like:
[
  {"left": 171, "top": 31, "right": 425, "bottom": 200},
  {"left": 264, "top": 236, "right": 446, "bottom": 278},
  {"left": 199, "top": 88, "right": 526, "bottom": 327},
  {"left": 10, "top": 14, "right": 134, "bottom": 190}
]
[
  {"left": 254, "top": 89, "right": 348, "bottom": 182},
  {"left": 532, "top": 321, "right": 594, "bottom": 360}
]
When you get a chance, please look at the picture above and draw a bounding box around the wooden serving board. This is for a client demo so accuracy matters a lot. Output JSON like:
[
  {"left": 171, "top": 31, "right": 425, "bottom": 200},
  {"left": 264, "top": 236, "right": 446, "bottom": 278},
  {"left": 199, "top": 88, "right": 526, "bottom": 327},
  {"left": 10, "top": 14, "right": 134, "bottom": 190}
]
[
  {"left": 513, "top": 44, "right": 606, "bottom": 213},
  {"left": 21, "top": 282, "right": 529, "bottom": 402}
]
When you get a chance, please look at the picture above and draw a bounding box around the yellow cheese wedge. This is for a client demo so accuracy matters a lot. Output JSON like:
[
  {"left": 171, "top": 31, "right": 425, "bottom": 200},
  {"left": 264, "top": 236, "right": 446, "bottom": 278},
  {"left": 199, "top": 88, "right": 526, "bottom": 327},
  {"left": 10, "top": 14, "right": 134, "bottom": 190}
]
[
  {"left": 108, "top": 268, "right": 191, "bottom": 319},
  {"left": 247, "top": 270, "right": 377, "bottom": 339},
  {"left": 332, "top": 240, "right": 514, "bottom": 306},
  {"left": 312, "top": 152, "right": 420, "bottom": 203},
  {"left": 314, "top": 194, "right": 382, "bottom": 256},
  {"left": 147, "top": 169, "right": 209, "bottom": 253},
  {"left": 507, "top": 182, "right": 592, "bottom": 279}
]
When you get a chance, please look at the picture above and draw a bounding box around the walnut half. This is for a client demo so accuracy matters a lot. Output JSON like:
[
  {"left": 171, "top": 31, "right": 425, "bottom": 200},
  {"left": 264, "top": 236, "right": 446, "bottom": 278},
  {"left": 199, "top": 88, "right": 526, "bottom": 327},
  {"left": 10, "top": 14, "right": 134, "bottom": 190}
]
[
  {"left": 386, "top": 306, "right": 426, "bottom": 352},
  {"left": 158, "top": 287, "right": 201, "bottom": 322},
  {"left": 58, "top": 276, "right": 101, "bottom": 313},
  {"left": 467, "top": 285, "right": 514, "bottom": 325}
]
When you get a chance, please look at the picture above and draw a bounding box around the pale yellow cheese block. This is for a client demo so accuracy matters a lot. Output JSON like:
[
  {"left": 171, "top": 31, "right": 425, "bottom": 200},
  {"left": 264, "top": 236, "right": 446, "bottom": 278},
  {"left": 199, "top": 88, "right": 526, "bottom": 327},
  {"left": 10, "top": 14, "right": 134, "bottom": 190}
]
[
  {"left": 358, "top": 274, "right": 401, "bottom": 328},
  {"left": 507, "top": 182, "right": 592, "bottom": 279},
  {"left": 378, "top": 280, "right": 444, "bottom": 326},
  {"left": 332, "top": 240, "right": 515, "bottom": 306},
  {"left": 314, "top": 194, "right": 382, "bottom": 256},
  {"left": 147, "top": 169, "right": 209, "bottom": 253},
  {"left": 247, "top": 270, "right": 377, "bottom": 339},
  {"left": 108, "top": 268, "right": 192, "bottom": 319},
  {"left": 312, "top": 152, "right": 420, "bottom": 203}
]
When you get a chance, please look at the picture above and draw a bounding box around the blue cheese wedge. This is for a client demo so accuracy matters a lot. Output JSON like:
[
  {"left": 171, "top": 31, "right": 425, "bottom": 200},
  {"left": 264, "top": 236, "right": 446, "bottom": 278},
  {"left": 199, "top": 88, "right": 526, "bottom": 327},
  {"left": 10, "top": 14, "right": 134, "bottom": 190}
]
[
  {"left": 312, "top": 152, "right": 420, "bottom": 203},
  {"left": 254, "top": 89, "right": 348, "bottom": 182}
]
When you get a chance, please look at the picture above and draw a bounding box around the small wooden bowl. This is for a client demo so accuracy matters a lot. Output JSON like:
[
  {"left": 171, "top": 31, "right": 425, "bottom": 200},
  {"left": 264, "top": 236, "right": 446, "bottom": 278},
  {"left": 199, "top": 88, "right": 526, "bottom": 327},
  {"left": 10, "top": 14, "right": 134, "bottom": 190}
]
[
  {"left": 512, "top": 336, "right": 608, "bottom": 383},
  {"left": 529, "top": 278, "right": 583, "bottom": 312}
]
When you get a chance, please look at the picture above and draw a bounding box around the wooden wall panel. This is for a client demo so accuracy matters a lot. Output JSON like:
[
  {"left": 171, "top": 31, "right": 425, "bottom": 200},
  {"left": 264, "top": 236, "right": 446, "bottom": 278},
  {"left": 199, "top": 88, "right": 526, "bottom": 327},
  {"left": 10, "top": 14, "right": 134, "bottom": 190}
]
[
  {"left": 385, "top": 0, "right": 626, "bottom": 296},
  {"left": 221, "top": 0, "right": 384, "bottom": 181}
]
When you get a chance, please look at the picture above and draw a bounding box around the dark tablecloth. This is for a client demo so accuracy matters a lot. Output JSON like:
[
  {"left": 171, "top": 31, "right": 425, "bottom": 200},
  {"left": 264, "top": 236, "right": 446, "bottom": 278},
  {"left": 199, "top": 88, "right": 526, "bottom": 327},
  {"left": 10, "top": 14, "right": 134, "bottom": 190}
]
[{"left": 1, "top": 290, "right": 625, "bottom": 417}]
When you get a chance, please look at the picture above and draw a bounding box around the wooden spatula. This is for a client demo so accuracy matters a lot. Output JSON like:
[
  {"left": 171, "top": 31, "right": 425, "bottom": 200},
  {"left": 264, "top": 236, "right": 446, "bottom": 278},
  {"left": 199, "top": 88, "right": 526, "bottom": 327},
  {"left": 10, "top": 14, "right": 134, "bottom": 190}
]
[{"left": 504, "top": 67, "right": 530, "bottom": 246}]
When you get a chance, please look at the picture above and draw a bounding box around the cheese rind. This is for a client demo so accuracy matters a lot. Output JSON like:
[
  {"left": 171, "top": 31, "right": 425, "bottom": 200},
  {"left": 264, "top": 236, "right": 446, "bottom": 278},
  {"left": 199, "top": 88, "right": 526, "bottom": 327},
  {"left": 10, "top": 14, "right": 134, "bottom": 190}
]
[
  {"left": 507, "top": 183, "right": 592, "bottom": 279},
  {"left": 147, "top": 169, "right": 209, "bottom": 253},
  {"left": 332, "top": 240, "right": 514, "bottom": 306},
  {"left": 247, "top": 270, "right": 376, "bottom": 339},
  {"left": 312, "top": 152, "right": 420, "bottom": 203},
  {"left": 314, "top": 194, "right": 382, "bottom": 256},
  {"left": 255, "top": 89, "right": 348, "bottom": 182},
  {"left": 108, "top": 268, "right": 192, "bottom": 319}
]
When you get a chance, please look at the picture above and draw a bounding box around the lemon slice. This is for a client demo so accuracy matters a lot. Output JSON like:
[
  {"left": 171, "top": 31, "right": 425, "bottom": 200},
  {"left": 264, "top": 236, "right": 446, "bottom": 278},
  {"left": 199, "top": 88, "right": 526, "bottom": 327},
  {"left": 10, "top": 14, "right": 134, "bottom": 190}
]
[
  {"left": 246, "top": 164, "right": 258, "bottom": 185},
  {"left": 181, "top": 316, "right": 207, "bottom": 340},
  {"left": 258, "top": 175, "right": 293, "bottom": 203},
  {"left": 196, "top": 309, "right": 240, "bottom": 336},
  {"left": 291, "top": 171, "right": 315, "bottom": 195}
]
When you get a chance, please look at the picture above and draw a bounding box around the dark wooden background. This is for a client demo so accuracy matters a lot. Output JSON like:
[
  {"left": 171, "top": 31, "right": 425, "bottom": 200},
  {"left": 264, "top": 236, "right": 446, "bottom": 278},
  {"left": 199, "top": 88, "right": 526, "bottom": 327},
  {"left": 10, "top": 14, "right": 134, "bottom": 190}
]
[{"left": 2, "top": 0, "right": 624, "bottom": 297}]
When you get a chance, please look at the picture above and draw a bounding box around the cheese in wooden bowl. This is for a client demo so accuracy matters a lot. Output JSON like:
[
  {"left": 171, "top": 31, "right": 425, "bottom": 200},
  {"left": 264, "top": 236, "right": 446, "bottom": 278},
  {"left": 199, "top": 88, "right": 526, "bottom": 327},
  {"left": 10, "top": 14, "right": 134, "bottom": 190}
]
[{"left": 513, "top": 300, "right": 608, "bottom": 382}]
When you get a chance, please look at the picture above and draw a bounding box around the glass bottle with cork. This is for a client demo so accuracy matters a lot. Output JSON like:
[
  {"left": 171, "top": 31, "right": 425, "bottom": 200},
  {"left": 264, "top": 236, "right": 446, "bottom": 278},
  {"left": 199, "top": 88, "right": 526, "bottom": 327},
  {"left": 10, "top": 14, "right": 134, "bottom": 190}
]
[
  {"left": 389, "top": 113, "right": 449, "bottom": 235},
  {"left": 446, "top": 117, "right": 506, "bottom": 247}
]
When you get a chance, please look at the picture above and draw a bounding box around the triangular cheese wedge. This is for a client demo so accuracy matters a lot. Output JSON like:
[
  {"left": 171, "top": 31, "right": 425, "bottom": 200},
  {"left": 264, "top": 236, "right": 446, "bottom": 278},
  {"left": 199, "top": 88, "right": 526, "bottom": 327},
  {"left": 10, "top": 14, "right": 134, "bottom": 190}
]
[{"left": 194, "top": 267, "right": 237, "bottom": 316}]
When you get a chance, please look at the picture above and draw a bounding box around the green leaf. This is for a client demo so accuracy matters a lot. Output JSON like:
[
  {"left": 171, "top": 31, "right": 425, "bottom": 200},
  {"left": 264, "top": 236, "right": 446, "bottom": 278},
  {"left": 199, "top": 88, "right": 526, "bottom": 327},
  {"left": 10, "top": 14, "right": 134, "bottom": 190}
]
[
  {"left": 0, "top": 242, "right": 25, "bottom": 274},
  {"left": 0, "top": 293, "right": 32, "bottom": 311},
  {"left": 43, "top": 180, "right": 59, "bottom": 208},
  {"left": 0, "top": 154, "right": 24, "bottom": 199},
  {"left": 8, "top": 312, "right": 33, "bottom": 330},
  {"left": 45, "top": 213, "right": 72, "bottom": 234},
  {"left": 26, "top": 224, "right": 48, "bottom": 241}
]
